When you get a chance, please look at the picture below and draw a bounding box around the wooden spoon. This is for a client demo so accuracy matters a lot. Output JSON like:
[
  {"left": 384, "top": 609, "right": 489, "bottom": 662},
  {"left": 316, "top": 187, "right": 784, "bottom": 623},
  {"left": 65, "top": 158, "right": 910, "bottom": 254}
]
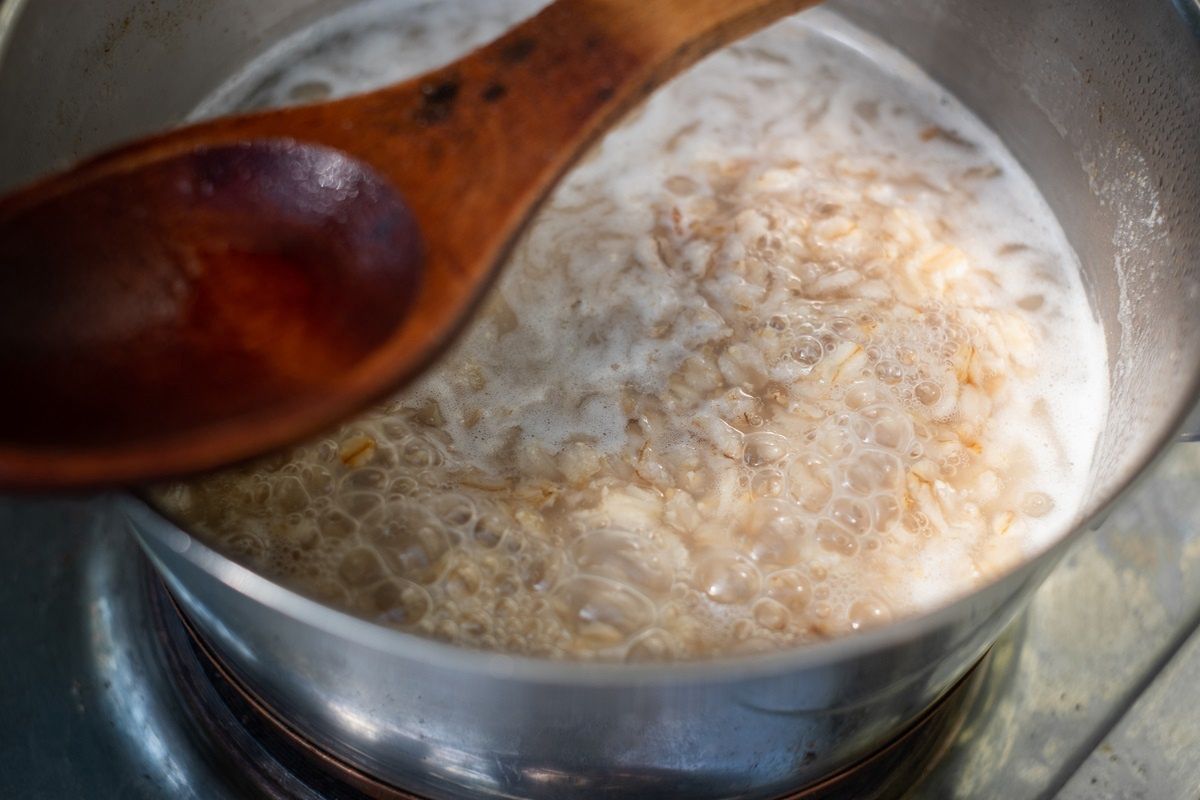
[{"left": 0, "top": 0, "right": 817, "bottom": 489}]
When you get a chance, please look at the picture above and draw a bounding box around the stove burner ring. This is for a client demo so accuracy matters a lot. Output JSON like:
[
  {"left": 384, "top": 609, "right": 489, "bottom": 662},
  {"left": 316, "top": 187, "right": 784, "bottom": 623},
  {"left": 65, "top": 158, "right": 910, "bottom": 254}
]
[{"left": 148, "top": 573, "right": 987, "bottom": 800}]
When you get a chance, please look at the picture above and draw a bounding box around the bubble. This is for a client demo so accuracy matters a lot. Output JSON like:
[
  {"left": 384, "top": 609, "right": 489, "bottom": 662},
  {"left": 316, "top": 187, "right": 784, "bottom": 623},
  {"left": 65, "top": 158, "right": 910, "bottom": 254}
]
[
  {"left": 315, "top": 439, "right": 339, "bottom": 463},
  {"left": 831, "top": 497, "right": 872, "bottom": 535},
  {"left": 864, "top": 406, "right": 912, "bottom": 450},
  {"left": 338, "top": 548, "right": 385, "bottom": 585},
  {"left": 274, "top": 476, "right": 309, "bottom": 513},
  {"left": 750, "top": 468, "right": 785, "bottom": 499},
  {"left": 340, "top": 491, "right": 384, "bottom": 519},
  {"left": 875, "top": 360, "right": 904, "bottom": 384},
  {"left": 399, "top": 436, "right": 442, "bottom": 468},
  {"left": 693, "top": 552, "right": 761, "bottom": 604},
  {"left": 343, "top": 468, "right": 388, "bottom": 491},
  {"left": 766, "top": 569, "right": 812, "bottom": 613},
  {"left": 433, "top": 618, "right": 460, "bottom": 641},
  {"left": 732, "top": 618, "right": 757, "bottom": 641},
  {"left": 754, "top": 598, "right": 790, "bottom": 630},
  {"left": 518, "top": 547, "right": 563, "bottom": 593},
  {"left": 388, "top": 475, "right": 421, "bottom": 497},
  {"left": 849, "top": 415, "right": 875, "bottom": 444},
  {"left": 815, "top": 520, "right": 858, "bottom": 556},
  {"left": 367, "top": 507, "right": 449, "bottom": 584},
  {"left": 844, "top": 382, "right": 879, "bottom": 410},
  {"left": 471, "top": 512, "right": 510, "bottom": 549},
  {"left": 551, "top": 576, "right": 655, "bottom": 646},
  {"left": 738, "top": 498, "right": 807, "bottom": 567},
  {"left": 444, "top": 561, "right": 483, "bottom": 599},
  {"left": 369, "top": 580, "right": 430, "bottom": 627},
  {"left": 279, "top": 517, "right": 318, "bottom": 550},
  {"left": 914, "top": 381, "right": 942, "bottom": 406},
  {"left": 302, "top": 466, "right": 335, "bottom": 495},
  {"left": 793, "top": 336, "right": 824, "bottom": 367},
  {"left": 788, "top": 456, "right": 833, "bottom": 512},
  {"left": 573, "top": 529, "right": 674, "bottom": 597},
  {"left": 458, "top": 611, "right": 491, "bottom": 640},
  {"left": 873, "top": 495, "right": 901, "bottom": 531},
  {"left": 625, "top": 628, "right": 679, "bottom": 662},
  {"left": 742, "top": 431, "right": 790, "bottom": 467},
  {"left": 816, "top": 427, "right": 856, "bottom": 459},
  {"left": 842, "top": 450, "right": 902, "bottom": 494},
  {"left": 248, "top": 481, "right": 271, "bottom": 505},
  {"left": 431, "top": 492, "right": 477, "bottom": 527}
]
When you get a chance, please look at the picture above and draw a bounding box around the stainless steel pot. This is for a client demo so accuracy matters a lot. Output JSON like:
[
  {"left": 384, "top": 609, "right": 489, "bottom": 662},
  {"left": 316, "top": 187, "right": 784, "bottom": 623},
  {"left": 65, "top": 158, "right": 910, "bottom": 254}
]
[{"left": 3, "top": 1, "right": 1199, "bottom": 798}]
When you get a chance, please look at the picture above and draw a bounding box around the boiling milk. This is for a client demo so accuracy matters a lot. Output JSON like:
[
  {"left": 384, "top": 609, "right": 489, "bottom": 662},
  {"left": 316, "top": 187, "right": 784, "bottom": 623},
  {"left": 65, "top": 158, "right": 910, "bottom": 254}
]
[{"left": 156, "top": 1, "right": 1109, "bottom": 661}]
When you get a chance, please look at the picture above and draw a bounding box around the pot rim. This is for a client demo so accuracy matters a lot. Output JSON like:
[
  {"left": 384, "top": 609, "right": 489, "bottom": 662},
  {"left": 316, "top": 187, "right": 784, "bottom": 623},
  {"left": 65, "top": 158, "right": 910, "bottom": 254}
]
[{"left": 0, "top": 0, "right": 30, "bottom": 78}]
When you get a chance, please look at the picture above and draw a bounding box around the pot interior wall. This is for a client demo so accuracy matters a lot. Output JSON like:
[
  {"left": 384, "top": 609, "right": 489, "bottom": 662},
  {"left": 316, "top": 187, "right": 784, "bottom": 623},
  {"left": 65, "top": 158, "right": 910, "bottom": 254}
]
[
  {"left": 0, "top": 0, "right": 356, "bottom": 188},
  {"left": 2, "top": 0, "right": 1199, "bottom": 554},
  {"left": 834, "top": 0, "right": 1200, "bottom": 518}
]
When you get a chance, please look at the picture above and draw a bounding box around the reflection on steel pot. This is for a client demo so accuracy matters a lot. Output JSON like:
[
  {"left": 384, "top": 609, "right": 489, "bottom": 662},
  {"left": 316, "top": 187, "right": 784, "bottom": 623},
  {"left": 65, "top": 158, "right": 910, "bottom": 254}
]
[{"left": 3, "top": 0, "right": 1200, "bottom": 798}]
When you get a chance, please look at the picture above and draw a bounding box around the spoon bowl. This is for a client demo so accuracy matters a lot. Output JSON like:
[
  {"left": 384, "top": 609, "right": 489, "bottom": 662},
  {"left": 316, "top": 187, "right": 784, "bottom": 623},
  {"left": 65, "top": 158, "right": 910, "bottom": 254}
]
[{"left": 0, "top": 142, "right": 422, "bottom": 487}]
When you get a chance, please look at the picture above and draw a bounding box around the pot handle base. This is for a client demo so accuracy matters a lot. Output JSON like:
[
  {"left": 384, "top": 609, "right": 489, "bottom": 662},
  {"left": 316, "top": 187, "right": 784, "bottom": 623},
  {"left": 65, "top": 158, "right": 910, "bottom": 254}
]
[{"left": 1180, "top": 401, "right": 1200, "bottom": 443}]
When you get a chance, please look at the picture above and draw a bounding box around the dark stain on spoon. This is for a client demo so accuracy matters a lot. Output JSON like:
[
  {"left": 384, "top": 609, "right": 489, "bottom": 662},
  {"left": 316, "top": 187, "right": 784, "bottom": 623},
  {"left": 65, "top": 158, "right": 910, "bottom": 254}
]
[
  {"left": 499, "top": 37, "right": 536, "bottom": 64},
  {"left": 481, "top": 83, "right": 507, "bottom": 102},
  {"left": 415, "top": 76, "right": 461, "bottom": 124}
]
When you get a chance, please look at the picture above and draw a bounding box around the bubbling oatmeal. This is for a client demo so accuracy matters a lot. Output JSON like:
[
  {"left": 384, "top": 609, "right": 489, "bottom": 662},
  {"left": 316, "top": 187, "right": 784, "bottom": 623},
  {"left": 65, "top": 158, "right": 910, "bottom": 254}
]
[{"left": 154, "top": 2, "right": 1108, "bottom": 661}]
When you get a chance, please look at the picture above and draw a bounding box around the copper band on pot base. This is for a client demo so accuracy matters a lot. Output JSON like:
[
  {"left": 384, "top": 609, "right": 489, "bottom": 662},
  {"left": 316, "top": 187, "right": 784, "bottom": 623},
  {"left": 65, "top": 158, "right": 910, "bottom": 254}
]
[
  {"left": 148, "top": 571, "right": 423, "bottom": 800},
  {"left": 150, "top": 573, "right": 987, "bottom": 800},
  {"left": 779, "top": 653, "right": 986, "bottom": 799}
]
